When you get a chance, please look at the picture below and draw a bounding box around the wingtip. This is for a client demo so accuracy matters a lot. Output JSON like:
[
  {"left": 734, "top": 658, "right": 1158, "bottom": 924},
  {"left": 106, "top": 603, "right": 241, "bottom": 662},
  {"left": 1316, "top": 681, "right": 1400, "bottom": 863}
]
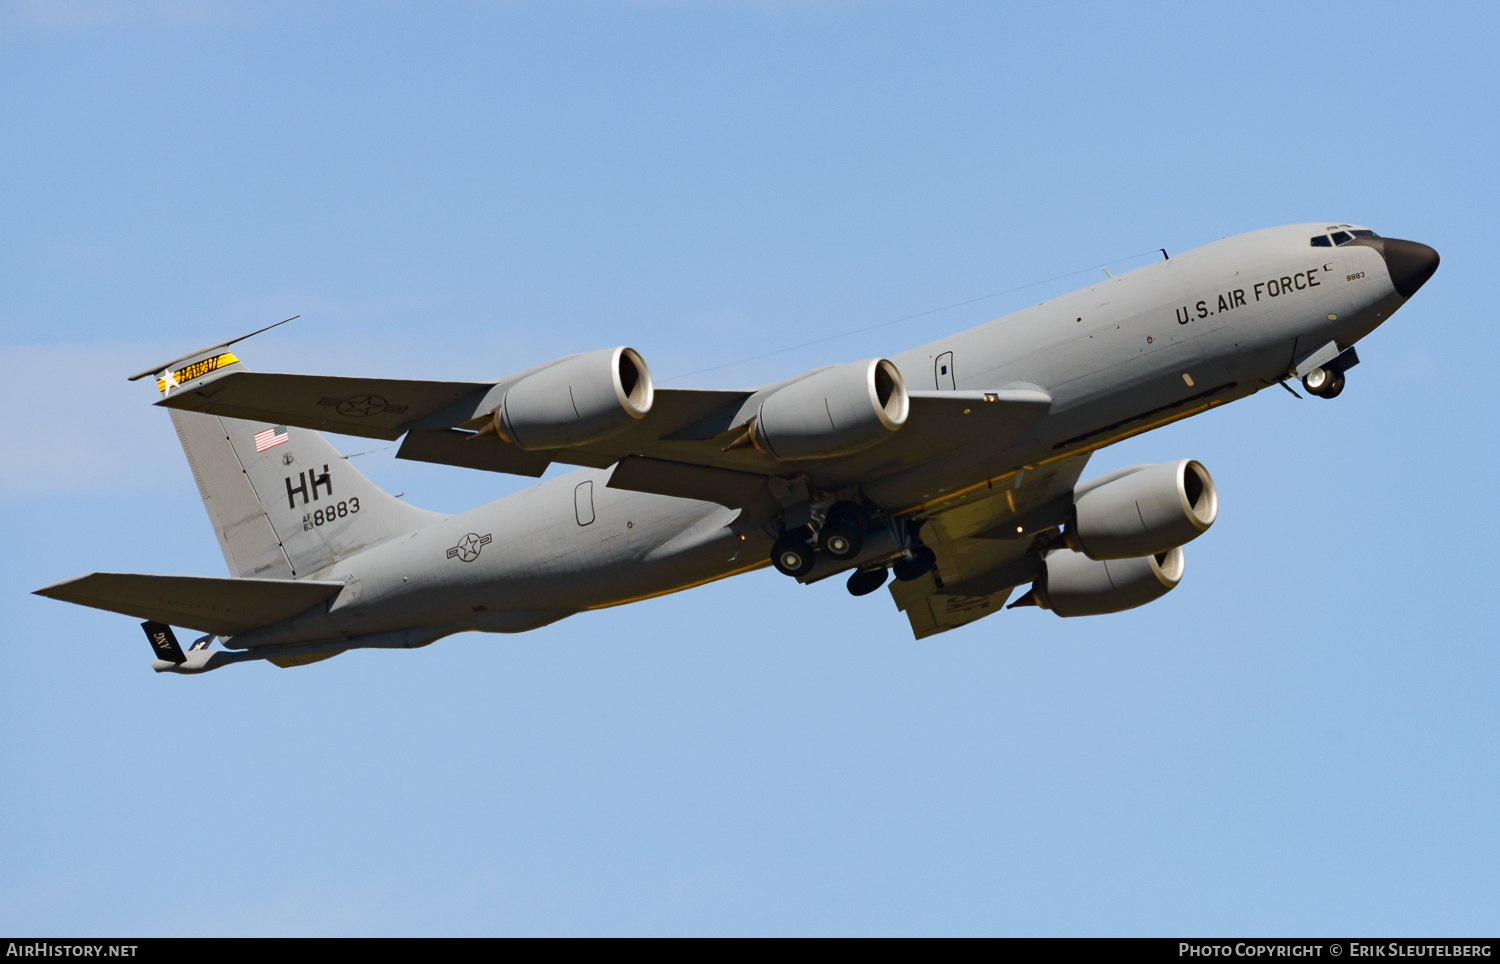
[
  {"left": 32, "top": 572, "right": 96, "bottom": 598},
  {"left": 126, "top": 314, "right": 299, "bottom": 382}
]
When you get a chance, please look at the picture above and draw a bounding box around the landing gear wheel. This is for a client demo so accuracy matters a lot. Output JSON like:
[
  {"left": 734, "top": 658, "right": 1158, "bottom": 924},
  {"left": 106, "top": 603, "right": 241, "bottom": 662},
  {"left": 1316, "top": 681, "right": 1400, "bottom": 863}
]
[
  {"left": 820, "top": 500, "right": 867, "bottom": 559},
  {"left": 771, "top": 536, "right": 815, "bottom": 577},
  {"left": 821, "top": 522, "right": 863, "bottom": 559},
  {"left": 892, "top": 546, "right": 936, "bottom": 582},
  {"left": 1302, "top": 367, "right": 1338, "bottom": 397},
  {"left": 846, "top": 567, "right": 889, "bottom": 597}
]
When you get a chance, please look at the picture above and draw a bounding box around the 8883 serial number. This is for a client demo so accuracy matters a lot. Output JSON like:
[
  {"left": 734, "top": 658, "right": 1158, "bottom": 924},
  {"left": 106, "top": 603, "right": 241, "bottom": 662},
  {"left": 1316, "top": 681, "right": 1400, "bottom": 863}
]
[{"left": 302, "top": 498, "right": 360, "bottom": 531}]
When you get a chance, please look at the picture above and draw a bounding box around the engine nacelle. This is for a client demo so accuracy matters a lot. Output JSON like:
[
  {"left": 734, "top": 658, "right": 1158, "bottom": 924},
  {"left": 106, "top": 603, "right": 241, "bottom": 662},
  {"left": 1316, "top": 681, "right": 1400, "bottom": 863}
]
[
  {"left": 1031, "top": 546, "right": 1184, "bottom": 617},
  {"left": 494, "top": 346, "right": 654, "bottom": 450},
  {"left": 750, "top": 358, "right": 909, "bottom": 460},
  {"left": 1069, "top": 459, "right": 1217, "bottom": 560}
]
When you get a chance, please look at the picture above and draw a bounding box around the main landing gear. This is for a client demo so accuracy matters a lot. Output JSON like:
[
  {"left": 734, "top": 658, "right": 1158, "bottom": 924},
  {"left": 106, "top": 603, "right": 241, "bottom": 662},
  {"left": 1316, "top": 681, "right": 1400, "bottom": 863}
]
[
  {"left": 843, "top": 545, "right": 935, "bottom": 596},
  {"left": 770, "top": 500, "right": 867, "bottom": 577},
  {"left": 819, "top": 502, "right": 865, "bottom": 560},
  {"left": 846, "top": 567, "right": 888, "bottom": 596},
  {"left": 771, "top": 535, "right": 816, "bottom": 576},
  {"left": 768, "top": 499, "right": 938, "bottom": 594}
]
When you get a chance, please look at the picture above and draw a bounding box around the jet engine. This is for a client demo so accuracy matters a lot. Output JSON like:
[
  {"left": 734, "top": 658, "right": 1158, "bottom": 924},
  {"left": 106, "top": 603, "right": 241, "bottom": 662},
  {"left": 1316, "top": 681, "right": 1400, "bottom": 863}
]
[
  {"left": 1067, "top": 459, "right": 1217, "bottom": 560},
  {"left": 483, "top": 346, "right": 654, "bottom": 450},
  {"left": 746, "top": 358, "right": 909, "bottom": 460},
  {"left": 1021, "top": 546, "right": 1184, "bottom": 617}
]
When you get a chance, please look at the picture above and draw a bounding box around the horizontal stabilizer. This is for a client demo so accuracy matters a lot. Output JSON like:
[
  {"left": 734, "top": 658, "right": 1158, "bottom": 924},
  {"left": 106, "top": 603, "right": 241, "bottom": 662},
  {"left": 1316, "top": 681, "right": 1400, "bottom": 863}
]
[
  {"left": 34, "top": 572, "right": 344, "bottom": 637},
  {"left": 157, "top": 371, "right": 493, "bottom": 441}
]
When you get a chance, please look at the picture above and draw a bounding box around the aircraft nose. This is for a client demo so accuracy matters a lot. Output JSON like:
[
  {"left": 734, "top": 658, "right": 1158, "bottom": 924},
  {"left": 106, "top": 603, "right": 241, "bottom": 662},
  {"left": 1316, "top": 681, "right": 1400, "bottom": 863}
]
[{"left": 1380, "top": 238, "right": 1440, "bottom": 298}]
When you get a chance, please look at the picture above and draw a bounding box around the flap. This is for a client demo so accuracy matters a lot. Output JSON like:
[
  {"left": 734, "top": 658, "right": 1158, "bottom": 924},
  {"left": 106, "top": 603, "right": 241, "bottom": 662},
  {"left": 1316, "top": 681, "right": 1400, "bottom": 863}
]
[
  {"left": 883, "top": 450, "right": 1089, "bottom": 639},
  {"left": 34, "top": 572, "right": 345, "bottom": 637},
  {"left": 887, "top": 570, "right": 1016, "bottom": 640},
  {"left": 904, "top": 388, "right": 1053, "bottom": 410},
  {"left": 608, "top": 456, "right": 771, "bottom": 508},
  {"left": 397, "top": 429, "right": 554, "bottom": 477},
  {"left": 547, "top": 387, "right": 1055, "bottom": 491}
]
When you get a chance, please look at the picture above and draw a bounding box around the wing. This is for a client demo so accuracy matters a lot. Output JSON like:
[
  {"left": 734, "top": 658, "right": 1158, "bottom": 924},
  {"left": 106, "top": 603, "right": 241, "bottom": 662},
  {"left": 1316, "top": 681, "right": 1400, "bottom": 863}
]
[
  {"left": 158, "top": 363, "right": 1053, "bottom": 511},
  {"left": 596, "top": 389, "right": 1053, "bottom": 501},
  {"left": 156, "top": 371, "right": 494, "bottom": 441},
  {"left": 887, "top": 452, "right": 1092, "bottom": 639},
  {"left": 158, "top": 369, "right": 752, "bottom": 446}
]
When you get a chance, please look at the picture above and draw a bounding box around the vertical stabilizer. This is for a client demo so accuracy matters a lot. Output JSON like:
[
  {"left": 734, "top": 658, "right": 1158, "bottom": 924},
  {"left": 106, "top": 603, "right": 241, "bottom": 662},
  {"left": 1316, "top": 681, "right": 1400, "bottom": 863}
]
[
  {"left": 170, "top": 407, "right": 297, "bottom": 578},
  {"left": 164, "top": 356, "right": 445, "bottom": 578}
]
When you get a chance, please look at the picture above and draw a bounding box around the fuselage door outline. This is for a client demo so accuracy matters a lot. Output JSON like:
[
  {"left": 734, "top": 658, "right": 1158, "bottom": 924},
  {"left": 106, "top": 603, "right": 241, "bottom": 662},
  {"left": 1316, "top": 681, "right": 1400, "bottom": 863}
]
[
  {"left": 575, "top": 480, "right": 596, "bottom": 526},
  {"left": 935, "top": 351, "right": 955, "bottom": 390}
]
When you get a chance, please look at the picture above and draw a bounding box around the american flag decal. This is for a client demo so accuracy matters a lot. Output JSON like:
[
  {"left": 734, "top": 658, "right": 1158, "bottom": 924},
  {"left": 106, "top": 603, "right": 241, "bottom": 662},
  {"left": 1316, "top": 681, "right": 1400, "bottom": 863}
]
[{"left": 254, "top": 425, "right": 289, "bottom": 453}]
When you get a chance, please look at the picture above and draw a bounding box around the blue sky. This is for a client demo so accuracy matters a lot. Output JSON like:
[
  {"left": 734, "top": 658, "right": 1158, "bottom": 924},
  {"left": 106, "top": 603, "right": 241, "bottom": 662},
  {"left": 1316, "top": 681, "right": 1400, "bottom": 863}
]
[{"left": 2, "top": 0, "right": 1496, "bottom": 936}]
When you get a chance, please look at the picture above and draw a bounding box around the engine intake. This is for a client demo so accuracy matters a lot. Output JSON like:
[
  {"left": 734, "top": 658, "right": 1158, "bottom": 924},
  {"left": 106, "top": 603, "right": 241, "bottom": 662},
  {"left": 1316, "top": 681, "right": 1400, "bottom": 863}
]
[
  {"left": 1028, "top": 546, "right": 1184, "bottom": 617},
  {"left": 492, "top": 346, "right": 654, "bottom": 450},
  {"left": 1069, "top": 459, "right": 1217, "bottom": 560},
  {"left": 749, "top": 358, "right": 909, "bottom": 460}
]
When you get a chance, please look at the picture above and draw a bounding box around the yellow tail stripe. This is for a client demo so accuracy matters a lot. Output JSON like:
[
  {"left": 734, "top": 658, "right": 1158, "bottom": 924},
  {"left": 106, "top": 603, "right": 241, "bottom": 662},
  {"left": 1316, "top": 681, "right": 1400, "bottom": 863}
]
[{"left": 157, "top": 352, "right": 238, "bottom": 393}]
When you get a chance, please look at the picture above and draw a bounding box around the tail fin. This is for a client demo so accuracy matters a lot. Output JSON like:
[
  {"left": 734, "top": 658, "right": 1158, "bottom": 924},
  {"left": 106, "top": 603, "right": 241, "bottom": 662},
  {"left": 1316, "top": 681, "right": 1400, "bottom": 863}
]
[{"left": 165, "top": 356, "right": 445, "bottom": 578}]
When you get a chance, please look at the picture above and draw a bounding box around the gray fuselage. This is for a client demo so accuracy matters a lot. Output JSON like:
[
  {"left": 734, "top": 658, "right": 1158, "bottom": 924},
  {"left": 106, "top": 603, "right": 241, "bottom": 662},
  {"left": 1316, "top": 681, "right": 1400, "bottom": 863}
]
[{"left": 230, "top": 221, "right": 1420, "bottom": 650}]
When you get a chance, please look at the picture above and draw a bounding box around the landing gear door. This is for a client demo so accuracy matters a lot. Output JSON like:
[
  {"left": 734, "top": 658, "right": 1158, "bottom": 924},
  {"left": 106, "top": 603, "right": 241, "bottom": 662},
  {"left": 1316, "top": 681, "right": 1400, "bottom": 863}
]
[{"left": 935, "top": 351, "right": 955, "bottom": 391}]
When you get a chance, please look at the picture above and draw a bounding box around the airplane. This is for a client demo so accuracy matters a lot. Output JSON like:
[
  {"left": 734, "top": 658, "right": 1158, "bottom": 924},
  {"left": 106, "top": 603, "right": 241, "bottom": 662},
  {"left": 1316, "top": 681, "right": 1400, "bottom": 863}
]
[{"left": 34, "top": 222, "right": 1438, "bottom": 674}]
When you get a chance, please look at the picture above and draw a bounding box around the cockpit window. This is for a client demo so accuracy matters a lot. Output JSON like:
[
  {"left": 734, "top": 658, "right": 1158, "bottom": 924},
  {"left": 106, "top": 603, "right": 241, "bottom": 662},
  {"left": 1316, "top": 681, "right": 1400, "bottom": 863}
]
[
  {"left": 1310, "top": 235, "right": 1332, "bottom": 247},
  {"left": 1323, "top": 229, "right": 1381, "bottom": 245}
]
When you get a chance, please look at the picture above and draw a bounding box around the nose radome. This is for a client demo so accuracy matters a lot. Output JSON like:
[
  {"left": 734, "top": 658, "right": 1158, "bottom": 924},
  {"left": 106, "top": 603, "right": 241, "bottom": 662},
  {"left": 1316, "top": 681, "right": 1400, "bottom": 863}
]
[{"left": 1381, "top": 238, "right": 1440, "bottom": 298}]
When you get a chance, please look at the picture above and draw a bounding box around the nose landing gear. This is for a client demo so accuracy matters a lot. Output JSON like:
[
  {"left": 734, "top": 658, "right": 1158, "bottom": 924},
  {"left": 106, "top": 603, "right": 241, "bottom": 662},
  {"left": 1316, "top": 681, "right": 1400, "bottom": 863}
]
[
  {"left": 1301, "top": 366, "right": 1345, "bottom": 398},
  {"left": 1300, "top": 345, "right": 1359, "bottom": 399}
]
